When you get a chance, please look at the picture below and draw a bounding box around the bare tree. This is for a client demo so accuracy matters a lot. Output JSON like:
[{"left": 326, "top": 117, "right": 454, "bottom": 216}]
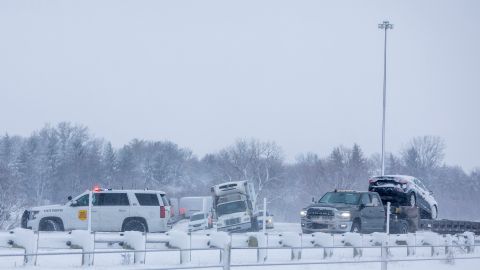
[
  {"left": 214, "top": 139, "right": 284, "bottom": 202},
  {"left": 402, "top": 136, "right": 445, "bottom": 177}
]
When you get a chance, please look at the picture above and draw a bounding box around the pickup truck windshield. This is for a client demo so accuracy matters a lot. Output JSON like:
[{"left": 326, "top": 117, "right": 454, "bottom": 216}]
[
  {"left": 217, "top": 201, "right": 246, "bottom": 216},
  {"left": 319, "top": 192, "right": 360, "bottom": 205}
]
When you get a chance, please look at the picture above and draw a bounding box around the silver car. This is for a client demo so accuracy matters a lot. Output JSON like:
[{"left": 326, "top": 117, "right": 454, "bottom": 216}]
[{"left": 188, "top": 212, "right": 212, "bottom": 232}]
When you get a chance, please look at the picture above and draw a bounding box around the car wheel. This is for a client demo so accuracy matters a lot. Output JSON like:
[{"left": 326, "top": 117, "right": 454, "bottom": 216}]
[
  {"left": 408, "top": 193, "right": 416, "bottom": 207},
  {"left": 431, "top": 205, "right": 438, "bottom": 220},
  {"left": 123, "top": 219, "right": 148, "bottom": 233},
  {"left": 39, "top": 218, "right": 64, "bottom": 231},
  {"left": 351, "top": 221, "right": 361, "bottom": 233}
]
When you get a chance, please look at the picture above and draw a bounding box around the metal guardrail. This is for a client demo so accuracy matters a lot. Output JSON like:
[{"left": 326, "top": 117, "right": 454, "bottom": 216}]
[
  {"left": 1, "top": 229, "right": 479, "bottom": 269},
  {"left": 1, "top": 243, "right": 479, "bottom": 269}
]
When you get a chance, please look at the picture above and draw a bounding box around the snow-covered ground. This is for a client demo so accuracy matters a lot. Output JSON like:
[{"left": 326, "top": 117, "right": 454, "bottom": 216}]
[{"left": 0, "top": 221, "right": 478, "bottom": 269}]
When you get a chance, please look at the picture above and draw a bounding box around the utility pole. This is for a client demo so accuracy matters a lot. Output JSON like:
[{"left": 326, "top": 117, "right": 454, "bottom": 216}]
[{"left": 378, "top": 20, "right": 393, "bottom": 176}]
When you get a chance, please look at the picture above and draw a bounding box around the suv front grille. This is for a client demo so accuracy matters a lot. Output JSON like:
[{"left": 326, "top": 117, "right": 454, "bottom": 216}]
[
  {"left": 307, "top": 208, "right": 334, "bottom": 219},
  {"left": 225, "top": 218, "right": 241, "bottom": 226}
]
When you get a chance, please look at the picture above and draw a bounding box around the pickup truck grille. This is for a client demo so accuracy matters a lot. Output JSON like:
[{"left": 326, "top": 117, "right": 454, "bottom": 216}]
[
  {"left": 307, "top": 208, "right": 334, "bottom": 219},
  {"left": 225, "top": 218, "right": 241, "bottom": 226}
]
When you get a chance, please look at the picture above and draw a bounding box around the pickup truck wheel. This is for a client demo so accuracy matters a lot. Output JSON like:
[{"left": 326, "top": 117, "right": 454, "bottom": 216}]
[
  {"left": 39, "top": 218, "right": 64, "bottom": 231},
  {"left": 399, "top": 221, "right": 409, "bottom": 234},
  {"left": 351, "top": 221, "right": 361, "bottom": 233},
  {"left": 122, "top": 218, "right": 148, "bottom": 233}
]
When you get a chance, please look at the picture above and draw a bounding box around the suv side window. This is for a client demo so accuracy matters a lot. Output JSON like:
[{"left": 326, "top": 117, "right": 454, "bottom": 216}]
[
  {"left": 135, "top": 193, "right": 160, "bottom": 206},
  {"left": 361, "top": 193, "right": 371, "bottom": 205},
  {"left": 93, "top": 193, "right": 130, "bottom": 206},
  {"left": 75, "top": 194, "right": 89, "bottom": 207}
]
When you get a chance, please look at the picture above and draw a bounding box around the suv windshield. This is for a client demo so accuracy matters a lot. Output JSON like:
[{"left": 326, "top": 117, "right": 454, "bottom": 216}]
[
  {"left": 217, "top": 201, "right": 246, "bottom": 216},
  {"left": 319, "top": 192, "right": 361, "bottom": 205}
]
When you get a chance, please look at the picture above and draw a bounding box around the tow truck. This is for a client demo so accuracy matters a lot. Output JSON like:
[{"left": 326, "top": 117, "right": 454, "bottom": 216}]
[{"left": 301, "top": 190, "right": 480, "bottom": 235}]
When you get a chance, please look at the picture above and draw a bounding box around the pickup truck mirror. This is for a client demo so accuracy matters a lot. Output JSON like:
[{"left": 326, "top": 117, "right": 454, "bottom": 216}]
[
  {"left": 311, "top": 197, "right": 315, "bottom": 203},
  {"left": 359, "top": 203, "right": 366, "bottom": 209},
  {"left": 67, "top": 196, "right": 72, "bottom": 201}
]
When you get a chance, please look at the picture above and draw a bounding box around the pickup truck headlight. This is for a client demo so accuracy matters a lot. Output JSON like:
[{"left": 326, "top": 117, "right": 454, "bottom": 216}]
[
  {"left": 29, "top": 211, "right": 40, "bottom": 220},
  {"left": 300, "top": 210, "right": 307, "bottom": 217},
  {"left": 339, "top": 211, "right": 351, "bottom": 219}
]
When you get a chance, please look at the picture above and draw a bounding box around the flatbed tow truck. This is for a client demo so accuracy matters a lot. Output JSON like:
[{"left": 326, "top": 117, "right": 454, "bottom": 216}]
[{"left": 301, "top": 190, "right": 480, "bottom": 235}]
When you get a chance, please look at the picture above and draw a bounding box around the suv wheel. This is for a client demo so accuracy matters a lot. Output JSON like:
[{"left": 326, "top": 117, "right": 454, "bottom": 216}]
[
  {"left": 39, "top": 218, "right": 64, "bottom": 231},
  {"left": 408, "top": 193, "right": 416, "bottom": 207},
  {"left": 122, "top": 218, "right": 148, "bottom": 233},
  {"left": 351, "top": 221, "right": 361, "bottom": 233}
]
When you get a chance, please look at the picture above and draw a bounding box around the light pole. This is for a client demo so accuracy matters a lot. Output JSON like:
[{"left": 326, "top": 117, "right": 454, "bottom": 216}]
[{"left": 378, "top": 20, "right": 393, "bottom": 176}]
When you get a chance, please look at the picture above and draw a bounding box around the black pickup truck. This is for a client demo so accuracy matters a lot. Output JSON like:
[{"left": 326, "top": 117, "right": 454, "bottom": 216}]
[{"left": 300, "top": 190, "right": 418, "bottom": 234}]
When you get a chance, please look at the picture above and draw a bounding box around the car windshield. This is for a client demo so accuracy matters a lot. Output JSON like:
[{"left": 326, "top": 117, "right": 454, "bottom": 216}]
[
  {"left": 217, "top": 201, "right": 246, "bottom": 216},
  {"left": 319, "top": 192, "right": 361, "bottom": 205},
  {"left": 190, "top": 213, "right": 205, "bottom": 221}
]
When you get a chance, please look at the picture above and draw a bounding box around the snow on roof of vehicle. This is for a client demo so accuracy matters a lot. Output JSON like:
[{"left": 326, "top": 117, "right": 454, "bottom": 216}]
[
  {"left": 90, "top": 188, "right": 166, "bottom": 194},
  {"left": 371, "top": 175, "right": 416, "bottom": 182}
]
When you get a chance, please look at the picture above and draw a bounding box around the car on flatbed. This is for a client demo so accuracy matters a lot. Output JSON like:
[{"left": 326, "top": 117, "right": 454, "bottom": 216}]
[
  {"left": 368, "top": 175, "right": 438, "bottom": 219},
  {"left": 21, "top": 187, "right": 171, "bottom": 232},
  {"left": 300, "top": 190, "right": 416, "bottom": 234}
]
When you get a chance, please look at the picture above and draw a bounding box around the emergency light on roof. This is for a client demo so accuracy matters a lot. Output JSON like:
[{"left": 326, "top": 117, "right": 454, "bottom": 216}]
[{"left": 93, "top": 185, "right": 102, "bottom": 192}]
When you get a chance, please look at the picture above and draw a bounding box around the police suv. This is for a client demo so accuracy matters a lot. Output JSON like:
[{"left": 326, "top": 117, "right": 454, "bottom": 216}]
[{"left": 21, "top": 187, "right": 171, "bottom": 232}]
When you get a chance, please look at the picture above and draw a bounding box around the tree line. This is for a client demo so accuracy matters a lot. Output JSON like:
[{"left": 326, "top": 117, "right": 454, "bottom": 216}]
[{"left": 0, "top": 122, "right": 478, "bottom": 228}]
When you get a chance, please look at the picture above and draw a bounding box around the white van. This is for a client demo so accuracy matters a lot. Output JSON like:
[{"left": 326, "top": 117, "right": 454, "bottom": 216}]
[
  {"left": 179, "top": 197, "right": 213, "bottom": 218},
  {"left": 21, "top": 188, "right": 171, "bottom": 232}
]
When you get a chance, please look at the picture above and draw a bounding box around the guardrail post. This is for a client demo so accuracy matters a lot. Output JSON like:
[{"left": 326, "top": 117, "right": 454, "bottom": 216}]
[
  {"left": 462, "top": 232, "right": 475, "bottom": 254},
  {"left": 69, "top": 230, "right": 95, "bottom": 266},
  {"left": 6, "top": 229, "right": 38, "bottom": 266},
  {"left": 381, "top": 240, "right": 388, "bottom": 270},
  {"left": 123, "top": 231, "right": 146, "bottom": 264},
  {"left": 222, "top": 243, "right": 231, "bottom": 270}
]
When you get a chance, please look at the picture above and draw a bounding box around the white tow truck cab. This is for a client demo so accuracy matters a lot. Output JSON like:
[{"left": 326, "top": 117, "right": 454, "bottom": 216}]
[
  {"left": 21, "top": 187, "right": 171, "bottom": 232},
  {"left": 211, "top": 181, "right": 258, "bottom": 232}
]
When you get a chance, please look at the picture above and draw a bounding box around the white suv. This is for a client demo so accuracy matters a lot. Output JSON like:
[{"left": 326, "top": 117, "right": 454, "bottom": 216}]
[{"left": 21, "top": 188, "right": 171, "bottom": 232}]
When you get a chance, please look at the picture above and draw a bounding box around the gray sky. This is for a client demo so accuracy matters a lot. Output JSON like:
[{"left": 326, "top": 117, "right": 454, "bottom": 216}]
[{"left": 1, "top": 0, "right": 479, "bottom": 171}]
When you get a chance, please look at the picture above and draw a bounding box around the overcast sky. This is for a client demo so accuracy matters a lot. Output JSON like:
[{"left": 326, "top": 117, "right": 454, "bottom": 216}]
[{"left": 1, "top": 0, "right": 479, "bottom": 171}]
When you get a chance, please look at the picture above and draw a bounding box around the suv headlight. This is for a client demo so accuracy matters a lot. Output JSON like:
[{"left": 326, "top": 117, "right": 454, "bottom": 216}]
[
  {"left": 338, "top": 211, "right": 351, "bottom": 219},
  {"left": 29, "top": 211, "right": 40, "bottom": 220},
  {"left": 300, "top": 210, "right": 307, "bottom": 217}
]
